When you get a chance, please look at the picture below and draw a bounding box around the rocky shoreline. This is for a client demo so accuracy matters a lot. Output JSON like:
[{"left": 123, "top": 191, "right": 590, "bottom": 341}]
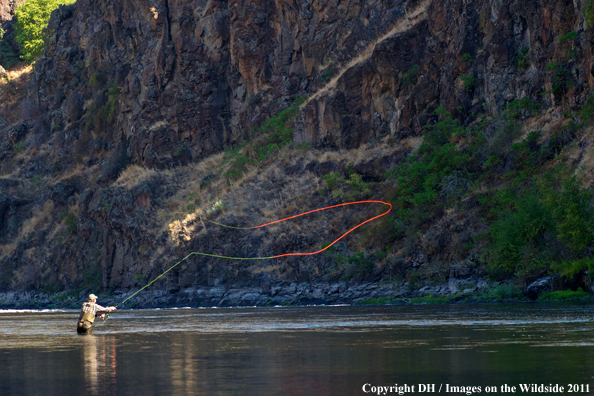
[{"left": 1, "top": 276, "right": 576, "bottom": 309}]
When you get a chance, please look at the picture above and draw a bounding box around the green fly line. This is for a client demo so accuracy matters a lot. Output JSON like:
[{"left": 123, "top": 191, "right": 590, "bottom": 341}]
[{"left": 96, "top": 200, "right": 392, "bottom": 326}]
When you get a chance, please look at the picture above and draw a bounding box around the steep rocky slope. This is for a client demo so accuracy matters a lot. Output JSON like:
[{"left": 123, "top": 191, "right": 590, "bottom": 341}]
[{"left": 1, "top": 0, "right": 594, "bottom": 307}]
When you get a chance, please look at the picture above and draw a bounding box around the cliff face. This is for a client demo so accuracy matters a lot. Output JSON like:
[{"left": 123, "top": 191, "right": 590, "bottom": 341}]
[
  {"left": 1, "top": 0, "right": 594, "bottom": 306},
  {"left": 31, "top": 0, "right": 594, "bottom": 157},
  {"left": 32, "top": 0, "right": 420, "bottom": 167},
  {"left": 297, "top": 0, "right": 594, "bottom": 145}
]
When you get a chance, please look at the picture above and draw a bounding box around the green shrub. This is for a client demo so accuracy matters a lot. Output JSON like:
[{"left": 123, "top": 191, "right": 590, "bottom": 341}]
[
  {"left": 88, "top": 72, "right": 104, "bottom": 88},
  {"left": 348, "top": 251, "right": 373, "bottom": 269},
  {"left": 86, "top": 81, "right": 121, "bottom": 132},
  {"left": 460, "top": 75, "right": 475, "bottom": 92},
  {"left": 402, "top": 64, "right": 419, "bottom": 86},
  {"left": 15, "top": 0, "right": 75, "bottom": 63},
  {"left": 321, "top": 241, "right": 337, "bottom": 254},
  {"left": 538, "top": 288, "right": 589, "bottom": 301},
  {"left": 485, "top": 283, "right": 524, "bottom": 300},
  {"left": 514, "top": 47, "right": 529, "bottom": 68},
  {"left": 384, "top": 106, "right": 590, "bottom": 283},
  {"left": 64, "top": 212, "right": 78, "bottom": 234},
  {"left": 338, "top": 251, "right": 374, "bottom": 279},
  {"left": 558, "top": 31, "right": 578, "bottom": 42},
  {"left": 322, "top": 172, "right": 341, "bottom": 190},
  {"left": 374, "top": 250, "right": 387, "bottom": 260},
  {"left": 174, "top": 144, "right": 190, "bottom": 158},
  {"left": 486, "top": 191, "right": 554, "bottom": 276},
  {"left": 224, "top": 96, "right": 306, "bottom": 180},
  {"left": 542, "top": 175, "right": 594, "bottom": 254},
  {"left": 58, "top": 210, "right": 78, "bottom": 234},
  {"left": 386, "top": 107, "right": 471, "bottom": 234},
  {"left": 359, "top": 296, "right": 397, "bottom": 305},
  {"left": 557, "top": 33, "right": 577, "bottom": 60},
  {"left": 345, "top": 173, "right": 371, "bottom": 198},
  {"left": 0, "top": 29, "right": 19, "bottom": 68},
  {"left": 322, "top": 69, "right": 334, "bottom": 81},
  {"left": 222, "top": 145, "right": 254, "bottom": 180},
  {"left": 462, "top": 53, "right": 473, "bottom": 63},
  {"left": 105, "top": 82, "right": 121, "bottom": 122},
  {"left": 485, "top": 167, "right": 594, "bottom": 278},
  {"left": 39, "top": 282, "right": 63, "bottom": 294},
  {"left": 320, "top": 171, "right": 371, "bottom": 201},
  {"left": 13, "top": 141, "right": 26, "bottom": 152},
  {"left": 547, "top": 65, "right": 574, "bottom": 95},
  {"left": 505, "top": 97, "right": 541, "bottom": 119},
  {"left": 578, "top": 95, "right": 594, "bottom": 123},
  {"left": 582, "top": 0, "right": 594, "bottom": 28},
  {"left": 552, "top": 258, "right": 594, "bottom": 278}
]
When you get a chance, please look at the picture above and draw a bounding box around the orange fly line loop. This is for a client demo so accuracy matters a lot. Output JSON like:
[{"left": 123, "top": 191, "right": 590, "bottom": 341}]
[
  {"left": 264, "top": 200, "right": 392, "bottom": 257},
  {"left": 200, "top": 200, "right": 392, "bottom": 258},
  {"left": 98, "top": 200, "right": 391, "bottom": 323}
]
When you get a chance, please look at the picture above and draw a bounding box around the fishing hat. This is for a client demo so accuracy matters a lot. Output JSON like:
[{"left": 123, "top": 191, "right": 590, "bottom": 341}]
[{"left": 89, "top": 294, "right": 98, "bottom": 300}]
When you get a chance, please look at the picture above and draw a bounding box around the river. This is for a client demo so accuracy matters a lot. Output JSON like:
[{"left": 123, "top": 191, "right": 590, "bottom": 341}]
[{"left": 1, "top": 303, "right": 593, "bottom": 395}]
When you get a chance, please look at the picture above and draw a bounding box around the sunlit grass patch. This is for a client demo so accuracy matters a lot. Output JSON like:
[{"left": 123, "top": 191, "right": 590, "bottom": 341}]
[
  {"left": 206, "top": 200, "right": 227, "bottom": 216},
  {"left": 114, "top": 164, "right": 158, "bottom": 189}
]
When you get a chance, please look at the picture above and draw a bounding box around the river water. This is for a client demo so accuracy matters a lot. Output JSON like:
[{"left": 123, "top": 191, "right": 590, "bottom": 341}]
[{"left": 1, "top": 303, "right": 593, "bottom": 395}]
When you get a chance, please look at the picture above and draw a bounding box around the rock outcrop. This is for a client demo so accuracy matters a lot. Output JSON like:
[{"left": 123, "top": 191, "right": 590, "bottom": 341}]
[{"left": 0, "top": 0, "right": 23, "bottom": 23}]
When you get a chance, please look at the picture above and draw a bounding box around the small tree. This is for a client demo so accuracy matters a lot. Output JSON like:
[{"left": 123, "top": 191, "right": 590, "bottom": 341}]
[{"left": 14, "top": 0, "right": 74, "bottom": 64}]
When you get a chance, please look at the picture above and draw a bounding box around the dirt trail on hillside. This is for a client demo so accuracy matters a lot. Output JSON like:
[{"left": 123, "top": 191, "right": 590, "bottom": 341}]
[{"left": 301, "top": 1, "right": 430, "bottom": 109}]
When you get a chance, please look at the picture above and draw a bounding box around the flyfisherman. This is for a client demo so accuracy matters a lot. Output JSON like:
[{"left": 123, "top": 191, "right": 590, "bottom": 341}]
[{"left": 76, "top": 294, "right": 116, "bottom": 334}]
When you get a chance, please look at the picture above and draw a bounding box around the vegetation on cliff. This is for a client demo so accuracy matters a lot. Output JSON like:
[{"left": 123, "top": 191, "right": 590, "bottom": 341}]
[
  {"left": 385, "top": 104, "right": 594, "bottom": 286},
  {"left": 1, "top": 0, "right": 594, "bottom": 307},
  {"left": 13, "top": 0, "right": 73, "bottom": 63}
]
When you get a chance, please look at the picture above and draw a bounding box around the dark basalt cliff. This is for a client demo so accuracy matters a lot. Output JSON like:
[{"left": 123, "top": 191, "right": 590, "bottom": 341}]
[
  {"left": 31, "top": 0, "right": 594, "bottom": 160},
  {"left": 1, "top": 0, "right": 593, "bottom": 307},
  {"left": 32, "top": 0, "right": 424, "bottom": 166}
]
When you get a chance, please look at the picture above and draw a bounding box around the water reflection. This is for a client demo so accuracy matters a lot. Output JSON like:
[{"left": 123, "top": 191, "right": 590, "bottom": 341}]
[
  {"left": 81, "top": 334, "right": 117, "bottom": 395},
  {"left": 170, "top": 334, "right": 198, "bottom": 394},
  {"left": 83, "top": 336, "right": 99, "bottom": 392},
  {"left": 0, "top": 303, "right": 594, "bottom": 395}
]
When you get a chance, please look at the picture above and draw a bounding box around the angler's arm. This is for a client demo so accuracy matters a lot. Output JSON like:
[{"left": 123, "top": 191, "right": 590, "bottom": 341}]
[{"left": 95, "top": 304, "right": 117, "bottom": 316}]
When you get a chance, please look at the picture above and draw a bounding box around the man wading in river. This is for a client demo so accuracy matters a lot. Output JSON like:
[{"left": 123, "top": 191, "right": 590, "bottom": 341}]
[{"left": 77, "top": 294, "right": 116, "bottom": 334}]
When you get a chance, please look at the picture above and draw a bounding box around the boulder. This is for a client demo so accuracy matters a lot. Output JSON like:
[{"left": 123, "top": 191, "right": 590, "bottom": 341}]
[{"left": 526, "top": 276, "right": 555, "bottom": 300}]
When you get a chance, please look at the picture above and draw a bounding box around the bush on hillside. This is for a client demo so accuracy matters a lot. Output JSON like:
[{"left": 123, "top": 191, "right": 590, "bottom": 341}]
[
  {"left": 385, "top": 105, "right": 594, "bottom": 283},
  {"left": 486, "top": 167, "right": 594, "bottom": 279},
  {"left": 14, "top": 0, "right": 74, "bottom": 63}
]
